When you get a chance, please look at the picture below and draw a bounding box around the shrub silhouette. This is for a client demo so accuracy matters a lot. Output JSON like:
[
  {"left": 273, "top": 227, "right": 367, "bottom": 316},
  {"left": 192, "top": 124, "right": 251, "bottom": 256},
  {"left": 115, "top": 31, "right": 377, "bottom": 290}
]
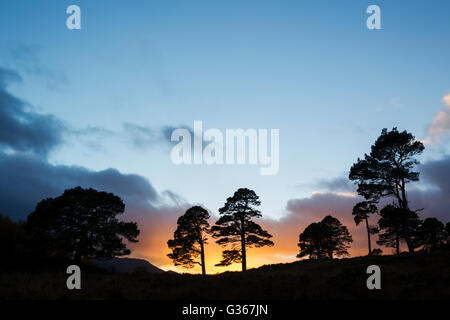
[{"left": 298, "top": 215, "right": 353, "bottom": 259}]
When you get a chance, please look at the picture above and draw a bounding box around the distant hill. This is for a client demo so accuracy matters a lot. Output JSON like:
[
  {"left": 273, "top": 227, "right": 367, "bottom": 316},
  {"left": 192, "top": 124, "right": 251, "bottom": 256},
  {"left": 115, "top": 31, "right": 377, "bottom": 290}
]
[{"left": 93, "top": 257, "right": 165, "bottom": 274}]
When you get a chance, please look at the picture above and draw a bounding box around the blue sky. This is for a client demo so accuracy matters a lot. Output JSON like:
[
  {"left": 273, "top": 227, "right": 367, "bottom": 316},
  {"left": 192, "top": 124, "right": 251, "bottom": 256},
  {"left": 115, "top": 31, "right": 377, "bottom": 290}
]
[{"left": 1, "top": 0, "right": 450, "bottom": 222}]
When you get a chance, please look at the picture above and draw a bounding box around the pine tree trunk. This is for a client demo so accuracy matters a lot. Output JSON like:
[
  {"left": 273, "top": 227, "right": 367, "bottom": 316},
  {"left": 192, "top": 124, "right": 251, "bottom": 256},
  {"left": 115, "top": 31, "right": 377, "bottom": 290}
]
[
  {"left": 241, "top": 218, "right": 247, "bottom": 272},
  {"left": 199, "top": 240, "right": 206, "bottom": 275},
  {"left": 402, "top": 208, "right": 415, "bottom": 255},
  {"left": 396, "top": 233, "right": 400, "bottom": 255},
  {"left": 400, "top": 181, "right": 415, "bottom": 256},
  {"left": 328, "top": 236, "right": 333, "bottom": 259},
  {"left": 241, "top": 246, "right": 247, "bottom": 272},
  {"left": 365, "top": 217, "right": 372, "bottom": 256}
]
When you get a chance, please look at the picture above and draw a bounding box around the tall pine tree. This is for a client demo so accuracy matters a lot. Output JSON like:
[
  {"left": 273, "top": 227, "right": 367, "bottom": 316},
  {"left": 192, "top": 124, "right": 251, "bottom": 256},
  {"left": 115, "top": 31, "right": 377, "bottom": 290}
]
[
  {"left": 211, "top": 188, "right": 273, "bottom": 272},
  {"left": 167, "top": 206, "right": 210, "bottom": 275},
  {"left": 349, "top": 128, "right": 424, "bottom": 255}
]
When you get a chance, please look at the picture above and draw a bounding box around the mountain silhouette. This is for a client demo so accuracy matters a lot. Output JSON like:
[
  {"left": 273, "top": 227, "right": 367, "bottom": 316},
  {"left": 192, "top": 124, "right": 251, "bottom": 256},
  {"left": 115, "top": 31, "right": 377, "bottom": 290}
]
[{"left": 93, "top": 257, "right": 165, "bottom": 274}]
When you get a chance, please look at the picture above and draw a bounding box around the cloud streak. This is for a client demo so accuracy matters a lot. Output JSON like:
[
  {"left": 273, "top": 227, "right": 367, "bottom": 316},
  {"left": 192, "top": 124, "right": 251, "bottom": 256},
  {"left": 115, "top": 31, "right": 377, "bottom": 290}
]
[{"left": 2, "top": 43, "right": 69, "bottom": 90}]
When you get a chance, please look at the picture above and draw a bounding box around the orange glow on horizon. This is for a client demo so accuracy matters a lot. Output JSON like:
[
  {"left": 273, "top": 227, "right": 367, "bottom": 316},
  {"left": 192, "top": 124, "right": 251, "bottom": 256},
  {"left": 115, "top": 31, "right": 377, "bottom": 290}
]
[
  {"left": 128, "top": 214, "right": 375, "bottom": 274},
  {"left": 124, "top": 191, "right": 399, "bottom": 274}
]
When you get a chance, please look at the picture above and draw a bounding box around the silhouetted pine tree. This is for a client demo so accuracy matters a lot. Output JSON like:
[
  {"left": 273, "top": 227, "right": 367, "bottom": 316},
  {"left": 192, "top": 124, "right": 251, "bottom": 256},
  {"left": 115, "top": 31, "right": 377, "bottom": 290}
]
[
  {"left": 211, "top": 188, "right": 273, "bottom": 272},
  {"left": 352, "top": 201, "right": 378, "bottom": 255},
  {"left": 167, "top": 206, "right": 210, "bottom": 275},
  {"left": 349, "top": 128, "right": 425, "bottom": 255}
]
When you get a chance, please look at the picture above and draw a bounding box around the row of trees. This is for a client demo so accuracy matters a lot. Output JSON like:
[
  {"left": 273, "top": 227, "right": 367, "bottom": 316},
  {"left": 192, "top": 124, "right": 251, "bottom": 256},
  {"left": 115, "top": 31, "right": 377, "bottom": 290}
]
[
  {"left": 296, "top": 210, "right": 450, "bottom": 260},
  {"left": 350, "top": 127, "right": 450, "bottom": 256},
  {"left": 168, "top": 128, "right": 450, "bottom": 271},
  {"left": 373, "top": 206, "right": 450, "bottom": 255},
  {"left": 168, "top": 203, "right": 359, "bottom": 270},
  {"left": 167, "top": 188, "right": 274, "bottom": 274},
  {"left": 2, "top": 127, "right": 448, "bottom": 274}
]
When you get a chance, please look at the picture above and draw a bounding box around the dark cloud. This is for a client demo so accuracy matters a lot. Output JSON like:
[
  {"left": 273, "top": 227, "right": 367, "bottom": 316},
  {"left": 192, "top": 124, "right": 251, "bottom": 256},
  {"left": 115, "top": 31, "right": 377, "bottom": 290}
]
[
  {"left": 0, "top": 67, "right": 65, "bottom": 155},
  {"left": 420, "top": 156, "right": 450, "bottom": 194},
  {"left": 286, "top": 192, "right": 357, "bottom": 223},
  {"left": 407, "top": 156, "right": 450, "bottom": 222},
  {"left": 0, "top": 151, "right": 162, "bottom": 220},
  {"left": 0, "top": 150, "right": 186, "bottom": 268},
  {"left": 0, "top": 67, "right": 21, "bottom": 87}
]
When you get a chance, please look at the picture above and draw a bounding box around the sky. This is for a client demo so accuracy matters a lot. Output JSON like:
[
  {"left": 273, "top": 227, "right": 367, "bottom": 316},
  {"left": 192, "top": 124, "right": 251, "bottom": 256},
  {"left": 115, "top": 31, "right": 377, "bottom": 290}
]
[{"left": 1, "top": 0, "right": 450, "bottom": 273}]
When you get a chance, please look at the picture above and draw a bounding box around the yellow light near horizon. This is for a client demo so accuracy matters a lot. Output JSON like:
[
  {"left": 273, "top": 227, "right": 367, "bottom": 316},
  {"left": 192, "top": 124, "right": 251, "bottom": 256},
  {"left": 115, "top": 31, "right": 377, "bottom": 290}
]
[{"left": 128, "top": 205, "right": 377, "bottom": 275}]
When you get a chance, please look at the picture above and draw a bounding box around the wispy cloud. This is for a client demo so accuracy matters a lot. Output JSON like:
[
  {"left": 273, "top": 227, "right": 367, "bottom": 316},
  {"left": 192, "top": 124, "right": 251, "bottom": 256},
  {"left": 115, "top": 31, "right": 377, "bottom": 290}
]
[
  {"left": 295, "top": 175, "right": 356, "bottom": 193},
  {"left": 389, "top": 97, "right": 403, "bottom": 109},
  {"left": 424, "top": 94, "right": 450, "bottom": 144},
  {"left": 3, "top": 43, "right": 69, "bottom": 90}
]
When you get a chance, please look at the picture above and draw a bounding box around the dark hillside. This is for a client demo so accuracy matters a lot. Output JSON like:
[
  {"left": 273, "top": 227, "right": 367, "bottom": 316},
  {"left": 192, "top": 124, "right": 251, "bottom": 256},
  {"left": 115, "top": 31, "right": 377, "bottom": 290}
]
[{"left": 1, "top": 251, "right": 449, "bottom": 300}]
